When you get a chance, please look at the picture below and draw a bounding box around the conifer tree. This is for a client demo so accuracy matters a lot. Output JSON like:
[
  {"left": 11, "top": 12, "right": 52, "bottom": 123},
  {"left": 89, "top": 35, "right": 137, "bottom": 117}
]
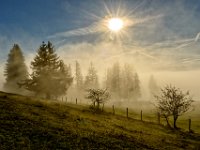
[
  {"left": 120, "top": 64, "right": 141, "bottom": 100},
  {"left": 84, "top": 63, "right": 99, "bottom": 89},
  {"left": 75, "top": 61, "right": 83, "bottom": 90},
  {"left": 4, "top": 44, "right": 28, "bottom": 93},
  {"left": 110, "top": 62, "right": 121, "bottom": 95},
  {"left": 105, "top": 62, "right": 141, "bottom": 100},
  {"left": 121, "top": 64, "right": 136, "bottom": 99},
  {"left": 132, "top": 72, "right": 141, "bottom": 100},
  {"left": 148, "top": 75, "right": 159, "bottom": 98},
  {"left": 20, "top": 41, "right": 73, "bottom": 99}
]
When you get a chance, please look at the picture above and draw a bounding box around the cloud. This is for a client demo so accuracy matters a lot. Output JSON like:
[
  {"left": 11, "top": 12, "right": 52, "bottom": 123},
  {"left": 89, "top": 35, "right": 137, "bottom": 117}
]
[
  {"left": 195, "top": 32, "right": 200, "bottom": 42},
  {"left": 49, "top": 23, "right": 101, "bottom": 39},
  {"left": 49, "top": 13, "right": 163, "bottom": 40}
]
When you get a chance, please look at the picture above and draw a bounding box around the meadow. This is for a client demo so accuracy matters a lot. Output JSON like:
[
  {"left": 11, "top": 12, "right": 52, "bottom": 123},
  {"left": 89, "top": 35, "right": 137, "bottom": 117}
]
[{"left": 0, "top": 91, "right": 199, "bottom": 149}]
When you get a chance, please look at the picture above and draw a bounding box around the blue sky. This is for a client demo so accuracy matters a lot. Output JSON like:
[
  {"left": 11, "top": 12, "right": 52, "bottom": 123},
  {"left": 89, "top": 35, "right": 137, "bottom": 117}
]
[
  {"left": 0, "top": 0, "right": 200, "bottom": 70},
  {"left": 0, "top": 0, "right": 199, "bottom": 41}
]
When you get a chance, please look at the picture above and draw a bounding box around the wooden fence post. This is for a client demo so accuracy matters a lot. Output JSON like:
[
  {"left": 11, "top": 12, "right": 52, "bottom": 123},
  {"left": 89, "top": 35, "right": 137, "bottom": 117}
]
[
  {"left": 112, "top": 105, "right": 115, "bottom": 115},
  {"left": 102, "top": 103, "right": 104, "bottom": 112},
  {"left": 141, "top": 110, "right": 143, "bottom": 121},
  {"left": 189, "top": 118, "right": 191, "bottom": 132},
  {"left": 126, "top": 108, "right": 128, "bottom": 118},
  {"left": 65, "top": 97, "right": 67, "bottom": 103},
  {"left": 76, "top": 98, "right": 77, "bottom": 104}
]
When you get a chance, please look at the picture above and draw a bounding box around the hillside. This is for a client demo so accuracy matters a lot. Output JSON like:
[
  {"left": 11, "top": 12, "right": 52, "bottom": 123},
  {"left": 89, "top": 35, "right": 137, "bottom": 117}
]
[{"left": 0, "top": 91, "right": 199, "bottom": 149}]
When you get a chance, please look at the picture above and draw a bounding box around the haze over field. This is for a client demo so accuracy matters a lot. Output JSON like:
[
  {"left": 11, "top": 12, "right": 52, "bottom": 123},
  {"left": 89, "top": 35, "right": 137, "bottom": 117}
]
[{"left": 0, "top": 0, "right": 200, "bottom": 100}]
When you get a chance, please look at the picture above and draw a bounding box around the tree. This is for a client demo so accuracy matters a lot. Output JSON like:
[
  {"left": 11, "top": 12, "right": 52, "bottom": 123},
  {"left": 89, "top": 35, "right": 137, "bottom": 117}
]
[
  {"left": 105, "top": 62, "right": 121, "bottom": 98},
  {"left": 121, "top": 64, "right": 141, "bottom": 100},
  {"left": 20, "top": 41, "right": 73, "bottom": 99},
  {"left": 4, "top": 44, "right": 28, "bottom": 93},
  {"left": 75, "top": 61, "right": 83, "bottom": 90},
  {"left": 54, "top": 61, "right": 73, "bottom": 98},
  {"left": 132, "top": 73, "right": 141, "bottom": 100},
  {"left": 110, "top": 62, "right": 121, "bottom": 95},
  {"left": 155, "top": 85, "right": 194, "bottom": 129},
  {"left": 86, "top": 88, "right": 110, "bottom": 111},
  {"left": 84, "top": 63, "right": 99, "bottom": 89},
  {"left": 105, "top": 62, "right": 141, "bottom": 100},
  {"left": 148, "top": 75, "right": 159, "bottom": 99}
]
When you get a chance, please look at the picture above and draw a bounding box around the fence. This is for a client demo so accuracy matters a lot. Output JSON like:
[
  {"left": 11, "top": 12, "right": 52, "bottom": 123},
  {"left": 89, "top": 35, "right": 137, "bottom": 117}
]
[{"left": 60, "top": 96, "right": 196, "bottom": 133}]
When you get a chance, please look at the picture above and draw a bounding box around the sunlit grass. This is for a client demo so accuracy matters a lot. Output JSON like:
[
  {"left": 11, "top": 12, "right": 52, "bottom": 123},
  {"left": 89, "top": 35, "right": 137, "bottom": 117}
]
[{"left": 0, "top": 91, "right": 199, "bottom": 149}]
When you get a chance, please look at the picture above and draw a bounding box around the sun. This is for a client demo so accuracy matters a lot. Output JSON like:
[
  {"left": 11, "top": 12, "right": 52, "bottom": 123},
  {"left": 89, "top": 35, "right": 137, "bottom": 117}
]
[{"left": 108, "top": 18, "right": 124, "bottom": 32}]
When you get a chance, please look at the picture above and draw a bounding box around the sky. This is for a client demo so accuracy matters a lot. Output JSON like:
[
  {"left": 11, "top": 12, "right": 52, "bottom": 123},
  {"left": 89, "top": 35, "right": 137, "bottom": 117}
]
[{"left": 0, "top": 0, "right": 200, "bottom": 99}]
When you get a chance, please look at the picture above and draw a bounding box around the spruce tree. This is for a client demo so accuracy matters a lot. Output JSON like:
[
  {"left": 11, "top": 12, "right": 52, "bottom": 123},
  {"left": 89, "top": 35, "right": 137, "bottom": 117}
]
[
  {"left": 121, "top": 64, "right": 136, "bottom": 99},
  {"left": 106, "top": 62, "right": 141, "bottom": 100},
  {"left": 84, "top": 63, "right": 99, "bottom": 89},
  {"left": 75, "top": 61, "right": 83, "bottom": 90},
  {"left": 20, "top": 41, "right": 73, "bottom": 99},
  {"left": 133, "top": 73, "right": 141, "bottom": 100},
  {"left": 110, "top": 62, "right": 121, "bottom": 95},
  {"left": 148, "top": 75, "right": 159, "bottom": 98},
  {"left": 4, "top": 44, "right": 28, "bottom": 93}
]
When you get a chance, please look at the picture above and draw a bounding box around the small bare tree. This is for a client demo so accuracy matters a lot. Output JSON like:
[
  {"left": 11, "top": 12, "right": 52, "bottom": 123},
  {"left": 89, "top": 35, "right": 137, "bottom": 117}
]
[
  {"left": 155, "top": 85, "right": 194, "bottom": 129},
  {"left": 86, "top": 89, "right": 110, "bottom": 111}
]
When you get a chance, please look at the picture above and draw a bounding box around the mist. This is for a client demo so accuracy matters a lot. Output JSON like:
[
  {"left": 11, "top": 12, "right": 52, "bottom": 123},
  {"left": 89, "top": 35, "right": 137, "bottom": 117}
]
[
  {"left": 0, "top": 0, "right": 199, "bottom": 110},
  {"left": 51, "top": 41, "right": 200, "bottom": 105},
  {"left": 1, "top": 40, "right": 200, "bottom": 102}
]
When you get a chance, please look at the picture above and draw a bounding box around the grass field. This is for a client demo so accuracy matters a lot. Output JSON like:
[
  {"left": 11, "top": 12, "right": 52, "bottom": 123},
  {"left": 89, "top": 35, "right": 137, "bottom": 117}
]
[
  {"left": 0, "top": 91, "right": 200, "bottom": 149},
  {"left": 102, "top": 105, "right": 200, "bottom": 134}
]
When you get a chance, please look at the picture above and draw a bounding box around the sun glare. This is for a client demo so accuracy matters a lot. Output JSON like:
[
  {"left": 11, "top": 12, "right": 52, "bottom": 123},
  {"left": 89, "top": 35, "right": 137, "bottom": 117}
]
[{"left": 108, "top": 18, "right": 124, "bottom": 32}]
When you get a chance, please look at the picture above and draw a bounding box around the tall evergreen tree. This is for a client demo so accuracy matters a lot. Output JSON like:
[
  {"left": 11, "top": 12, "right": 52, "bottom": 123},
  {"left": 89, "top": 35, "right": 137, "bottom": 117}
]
[
  {"left": 4, "top": 44, "right": 28, "bottom": 93},
  {"left": 105, "top": 68, "right": 112, "bottom": 90},
  {"left": 84, "top": 63, "right": 99, "bottom": 89},
  {"left": 105, "top": 62, "right": 141, "bottom": 100},
  {"left": 132, "top": 72, "right": 141, "bottom": 100},
  {"left": 20, "top": 41, "right": 73, "bottom": 99},
  {"left": 148, "top": 75, "right": 159, "bottom": 99},
  {"left": 121, "top": 64, "right": 136, "bottom": 99},
  {"left": 118, "top": 63, "right": 141, "bottom": 100},
  {"left": 110, "top": 62, "right": 121, "bottom": 95},
  {"left": 75, "top": 61, "right": 83, "bottom": 90}
]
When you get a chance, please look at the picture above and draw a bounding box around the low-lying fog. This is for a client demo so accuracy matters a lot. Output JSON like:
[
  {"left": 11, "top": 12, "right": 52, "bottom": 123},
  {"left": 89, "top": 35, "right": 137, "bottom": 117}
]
[{"left": 2, "top": 42, "right": 200, "bottom": 104}]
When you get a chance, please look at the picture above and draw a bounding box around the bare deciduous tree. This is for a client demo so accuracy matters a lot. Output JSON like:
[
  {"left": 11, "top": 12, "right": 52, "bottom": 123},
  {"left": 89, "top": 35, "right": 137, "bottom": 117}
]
[
  {"left": 86, "top": 89, "right": 110, "bottom": 111},
  {"left": 155, "top": 85, "right": 194, "bottom": 129}
]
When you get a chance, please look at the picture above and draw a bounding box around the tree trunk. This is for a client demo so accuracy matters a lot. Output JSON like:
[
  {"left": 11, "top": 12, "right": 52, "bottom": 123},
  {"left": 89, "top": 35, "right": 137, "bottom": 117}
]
[
  {"left": 102, "top": 103, "right": 104, "bottom": 112},
  {"left": 97, "top": 102, "right": 100, "bottom": 110},
  {"left": 164, "top": 116, "right": 171, "bottom": 128},
  {"left": 173, "top": 116, "right": 178, "bottom": 129}
]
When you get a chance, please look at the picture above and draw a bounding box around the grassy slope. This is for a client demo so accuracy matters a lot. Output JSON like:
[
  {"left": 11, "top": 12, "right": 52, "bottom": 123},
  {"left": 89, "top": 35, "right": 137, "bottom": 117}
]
[{"left": 0, "top": 91, "right": 199, "bottom": 150}]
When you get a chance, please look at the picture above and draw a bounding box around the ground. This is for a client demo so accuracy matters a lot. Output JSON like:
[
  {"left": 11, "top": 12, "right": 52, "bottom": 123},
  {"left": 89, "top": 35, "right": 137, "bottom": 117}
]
[{"left": 0, "top": 91, "right": 199, "bottom": 149}]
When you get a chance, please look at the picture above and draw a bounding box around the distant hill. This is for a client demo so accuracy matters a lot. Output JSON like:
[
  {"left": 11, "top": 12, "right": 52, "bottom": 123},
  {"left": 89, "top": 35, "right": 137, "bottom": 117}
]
[{"left": 0, "top": 91, "right": 199, "bottom": 149}]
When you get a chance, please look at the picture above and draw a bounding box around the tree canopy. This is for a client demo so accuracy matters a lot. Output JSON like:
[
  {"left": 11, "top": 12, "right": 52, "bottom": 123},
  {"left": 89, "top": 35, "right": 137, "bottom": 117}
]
[
  {"left": 155, "top": 85, "right": 194, "bottom": 128},
  {"left": 75, "top": 61, "right": 83, "bottom": 90},
  {"left": 4, "top": 44, "right": 28, "bottom": 93},
  {"left": 84, "top": 63, "right": 99, "bottom": 89},
  {"left": 105, "top": 62, "right": 141, "bottom": 101},
  {"left": 20, "top": 41, "right": 73, "bottom": 99},
  {"left": 86, "top": 88, "right": 110, "bottom": 111}
]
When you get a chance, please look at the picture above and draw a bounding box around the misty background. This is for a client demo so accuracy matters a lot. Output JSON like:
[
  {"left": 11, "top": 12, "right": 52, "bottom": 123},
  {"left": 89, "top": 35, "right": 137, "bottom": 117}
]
[{"left": 0, "top": 0, "right": 200, "bottom": 101}]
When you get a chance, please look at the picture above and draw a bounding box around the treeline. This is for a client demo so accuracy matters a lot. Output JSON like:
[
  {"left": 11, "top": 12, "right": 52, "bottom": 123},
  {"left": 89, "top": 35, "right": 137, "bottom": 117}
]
[
  {"left": 3, "top": 41, "right": 159, "bottom": 100},
  {"left": 105, "top": 63, "right": 141, "bottom": 100}
]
